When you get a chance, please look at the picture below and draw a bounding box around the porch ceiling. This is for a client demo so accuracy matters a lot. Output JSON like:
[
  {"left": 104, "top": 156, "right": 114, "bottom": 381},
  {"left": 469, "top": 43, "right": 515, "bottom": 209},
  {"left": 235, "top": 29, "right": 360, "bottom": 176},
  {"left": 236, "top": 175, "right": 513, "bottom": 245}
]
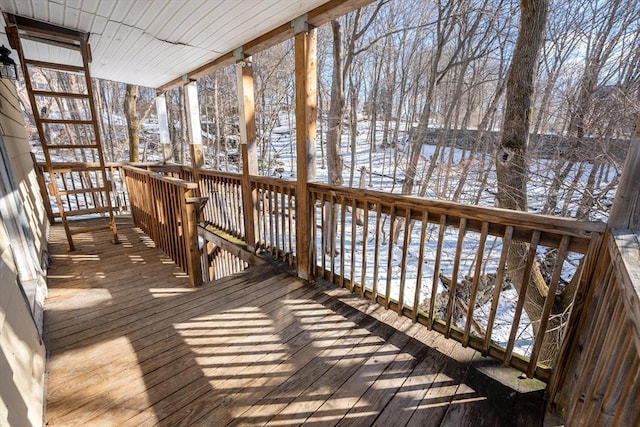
[{"left": 0, "top": 0, "right": 371, "bottom": 89}]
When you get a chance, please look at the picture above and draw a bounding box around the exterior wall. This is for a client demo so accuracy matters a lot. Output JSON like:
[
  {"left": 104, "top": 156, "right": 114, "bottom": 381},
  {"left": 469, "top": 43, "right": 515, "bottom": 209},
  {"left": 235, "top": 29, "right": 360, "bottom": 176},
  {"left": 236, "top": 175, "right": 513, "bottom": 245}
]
[{"left": 0, "top": 79, "right": 48, "bottom": 427}]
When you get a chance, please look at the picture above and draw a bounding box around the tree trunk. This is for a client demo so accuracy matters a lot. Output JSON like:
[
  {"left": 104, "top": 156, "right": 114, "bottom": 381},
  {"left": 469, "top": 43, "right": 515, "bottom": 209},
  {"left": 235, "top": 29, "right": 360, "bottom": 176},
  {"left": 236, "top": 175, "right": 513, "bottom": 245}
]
[
  {"left": 324, "top": 19, "right": 346, "bottom": 254},
  {"left": 496, "top": 0, "right": 561, "bottom": 366},
  {"left": 327, "top": 20, "right": 345, "bottom": 187},
  {"left": 124, "top": 84, "right": 139, "bottom": 162}
]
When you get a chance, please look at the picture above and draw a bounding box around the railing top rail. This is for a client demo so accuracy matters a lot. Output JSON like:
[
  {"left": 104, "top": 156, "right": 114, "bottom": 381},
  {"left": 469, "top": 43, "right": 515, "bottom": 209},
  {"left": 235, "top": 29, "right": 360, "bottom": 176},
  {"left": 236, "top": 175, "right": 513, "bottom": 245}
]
[
  {"left": 122, "top": 165, "right": 198, "bottom": 190},
  {"left": 197, "top": 169, "right": 243, "bottom": 180},
  {"left": 250, "top": 175, "right": 297, "bottom": 190}
]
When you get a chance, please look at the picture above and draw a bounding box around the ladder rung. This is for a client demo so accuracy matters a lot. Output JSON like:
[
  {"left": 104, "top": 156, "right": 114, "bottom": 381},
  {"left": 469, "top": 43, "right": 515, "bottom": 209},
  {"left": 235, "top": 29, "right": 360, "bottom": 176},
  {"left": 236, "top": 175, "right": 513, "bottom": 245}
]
[
  {"left": 62, "top": 206, "right": 112, "bottom": 217},
  {"left": 33, "top": 89, "right": 89, "bottom": 99},
  {"left": 59, "top": 186, "right": 109, "bottom": 196},
  {"left": 40, "top": 118, "right": 94, "bottom": 125},
  {"left": 45, "top": 144, "right": 99, "bottom": 149},
  {"left": 69, "top": 224, "right": 113, "bottom": 235},
  {"left": 24, "top": 59, "right": 85, "bottom": 73}
]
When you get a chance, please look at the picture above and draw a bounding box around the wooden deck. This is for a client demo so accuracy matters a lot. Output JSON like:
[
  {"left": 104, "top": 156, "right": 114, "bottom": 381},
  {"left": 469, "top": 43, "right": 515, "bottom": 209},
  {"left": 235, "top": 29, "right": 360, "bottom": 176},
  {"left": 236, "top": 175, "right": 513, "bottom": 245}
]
[{"left": 44, "top": 217, "right": 545, "bottom": 426}]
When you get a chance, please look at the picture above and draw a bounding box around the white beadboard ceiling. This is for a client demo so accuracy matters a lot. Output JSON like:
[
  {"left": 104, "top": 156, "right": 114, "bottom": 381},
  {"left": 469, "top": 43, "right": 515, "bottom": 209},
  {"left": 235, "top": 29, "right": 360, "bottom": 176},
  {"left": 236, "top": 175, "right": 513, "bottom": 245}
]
[{"left": 0, "top": 0, "right": 333, "bottom": 88}]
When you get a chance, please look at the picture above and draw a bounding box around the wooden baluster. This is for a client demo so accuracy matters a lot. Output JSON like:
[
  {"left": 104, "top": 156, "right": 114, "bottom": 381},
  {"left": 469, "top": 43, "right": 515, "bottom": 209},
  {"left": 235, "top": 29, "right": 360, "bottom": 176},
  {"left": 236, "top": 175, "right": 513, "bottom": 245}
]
[
  {"left": 329, "top": 193, "right": 336, "bottom": 284},
  {"left": 526, "top": 235, "right": 570, "bottom": 376},
  {"left": 350, "top": 196, "right": 357, "bottom": 292},
  {"left": 413, "top": 211, "right": 429, "bottom": 321},
  {"left": 429, "top": 215, "right": 447, "bottom": 329},
  {"left": 504, "top": 230, "right": 541, "bottom": 365},
  {"left": 398, "top": 208, "right": 412, "bottom": 315},
  {"left": 385, "top": 205, "right": 396, "bottom": 309},
  {"left": 462, "top": 221, "right": 490, "bottom": 347},
  {"left": 483, "top": 226, "right": 514, "bottom": 356},
  {"left": 320, "top": 192, "right": 327, "bottom": 276},
  {"left": 281, "top": 186, "right": 286, "bottom": 259},
  {"left": 339, "top": 195, "right": 347, "bottom": 288},
  {"left": 310, "top": 191, "right": 317, "bottom": 274},
  {"left": 261, "top": 185, "right": 268, "bottom": 249},
  {"left": 445, "top": 218, "right": 467, "bottom": 338},
  {"left": 210, "top": 177, "right": 218, "bottom": 228},
  {"left": 226, "top": 179, "right": 232, "bottom": 233},
  {"left": 269, "top": 184, "right": 276, "bottom": 255},
  {"left": 274, "top": 184, "right": 280, "bottom": 257},
  {"left": 238, "top": 179, "right": 245, "bottom": 238},
  {"left": 372, "top": 202, "right": 382, "bottom": 303},
  {"left": 360, "top": 200, "right": 369, "bottom": 299},
  {"left": 252, "top": 183, "right": 259, "bottom": 246},
  {"left": 288, "top": 187, "right": 294, "bottom": 265}
]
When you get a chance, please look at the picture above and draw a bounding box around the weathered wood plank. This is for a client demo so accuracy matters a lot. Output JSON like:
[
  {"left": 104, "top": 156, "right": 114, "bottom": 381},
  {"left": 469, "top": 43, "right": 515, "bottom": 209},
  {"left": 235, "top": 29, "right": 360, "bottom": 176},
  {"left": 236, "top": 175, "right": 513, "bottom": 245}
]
[{"left": 44, "top": 217, "right": 543, "bottom": 426}]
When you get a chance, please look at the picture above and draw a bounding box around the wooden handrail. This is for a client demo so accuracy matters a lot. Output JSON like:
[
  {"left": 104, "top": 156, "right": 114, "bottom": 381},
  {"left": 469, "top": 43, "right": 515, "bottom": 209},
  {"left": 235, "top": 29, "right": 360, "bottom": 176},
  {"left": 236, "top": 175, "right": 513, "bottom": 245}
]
[
  {"left": 122, "top": 165, "right": 203, "bottom": 287},
  {"left": 310, "top": 183, "right": 606, "bottom": 239},
  {"left": 174, "top": 170, "right": 607, "bottom": 381},
  {"left": 306, "top": 183, "right": 604, "bottom": 382},
  {"left": 35, "top": 161, "right": 131, "bottom": 219},
  {"left": 38, "top": 161, "right": 638, "bottom": 394},
  {"left": 121, "top": 165, "right": 198, "bottom": 189},
  {"left": 549, "top": 229, "right": 640, "bottom": 422}
]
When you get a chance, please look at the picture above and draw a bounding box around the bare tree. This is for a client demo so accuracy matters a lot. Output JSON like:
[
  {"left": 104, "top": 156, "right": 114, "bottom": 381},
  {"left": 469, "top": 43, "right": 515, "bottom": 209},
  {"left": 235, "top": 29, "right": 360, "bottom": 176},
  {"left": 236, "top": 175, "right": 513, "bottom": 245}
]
[
  {"left": 124, "top": 84, "right": 139, "bottom": 162},
  {"left": 495, "top": 0, "right": 571, "bottom": 364}
]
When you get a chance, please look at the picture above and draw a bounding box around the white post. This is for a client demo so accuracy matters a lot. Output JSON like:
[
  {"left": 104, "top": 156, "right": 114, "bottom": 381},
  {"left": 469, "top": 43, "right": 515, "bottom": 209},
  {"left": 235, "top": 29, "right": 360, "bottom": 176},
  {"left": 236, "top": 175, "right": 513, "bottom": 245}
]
[
  {"left": 183, "top": 81, "right": 204, "bottom": 184},
  {"left": 155, "top": 94, "right": 172, "bottom": 163}
]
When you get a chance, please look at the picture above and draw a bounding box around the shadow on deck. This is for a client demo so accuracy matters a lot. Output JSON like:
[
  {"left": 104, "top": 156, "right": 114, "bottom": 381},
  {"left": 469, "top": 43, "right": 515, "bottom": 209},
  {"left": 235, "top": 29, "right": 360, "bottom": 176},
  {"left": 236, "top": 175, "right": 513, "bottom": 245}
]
[{"left": 44, "top": 217, "right": 546, "bottom": 426}]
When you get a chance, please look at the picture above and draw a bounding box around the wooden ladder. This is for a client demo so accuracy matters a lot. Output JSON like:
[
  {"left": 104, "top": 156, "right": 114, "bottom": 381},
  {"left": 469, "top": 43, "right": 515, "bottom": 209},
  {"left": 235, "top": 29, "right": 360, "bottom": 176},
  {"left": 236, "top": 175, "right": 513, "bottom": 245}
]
[{"left": 6, "top": 14, "right": 118, "bottom": 251}]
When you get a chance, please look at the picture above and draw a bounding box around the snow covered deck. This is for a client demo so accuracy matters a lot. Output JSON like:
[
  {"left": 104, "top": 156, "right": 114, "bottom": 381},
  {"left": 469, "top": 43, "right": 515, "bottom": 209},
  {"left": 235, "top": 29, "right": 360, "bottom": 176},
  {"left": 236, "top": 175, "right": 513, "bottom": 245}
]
[{"left": 43, "top": 217, "right": 545, "bottom": 426}]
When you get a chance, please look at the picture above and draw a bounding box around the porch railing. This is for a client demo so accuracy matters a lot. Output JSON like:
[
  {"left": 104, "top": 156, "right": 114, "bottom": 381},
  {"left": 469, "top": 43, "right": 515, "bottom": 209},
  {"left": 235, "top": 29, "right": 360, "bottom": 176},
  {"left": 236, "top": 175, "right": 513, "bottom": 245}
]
[
  {"left": 198, "top": 169, "right": 245, "bottom": 240},
  {"left": 35, "top": 161, "right": 130, "bottom": 222},
  {"left": 122, "top": 165, "right": 202, "bottom": 287},
  {"left": 34, "top": 162, "right": 639, "bottom": 417},
  {"left": 308, "top": 183, "right": 605, "bottom": 381},
  {"left": 549, "top": 229, "right": 640, "bottom": 423}
]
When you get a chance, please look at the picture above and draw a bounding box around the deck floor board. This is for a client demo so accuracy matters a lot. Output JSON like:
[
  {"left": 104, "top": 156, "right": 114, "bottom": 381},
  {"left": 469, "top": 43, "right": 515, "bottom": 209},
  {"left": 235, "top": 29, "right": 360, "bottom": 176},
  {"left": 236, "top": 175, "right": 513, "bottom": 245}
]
[{"left": 44, "top": 217, "right": 540, "bottom": 426}]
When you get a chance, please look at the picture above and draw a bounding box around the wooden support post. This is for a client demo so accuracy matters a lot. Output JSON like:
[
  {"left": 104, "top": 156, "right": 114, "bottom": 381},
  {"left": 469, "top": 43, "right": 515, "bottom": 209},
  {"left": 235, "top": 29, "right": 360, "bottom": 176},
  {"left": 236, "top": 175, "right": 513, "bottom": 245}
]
[
  {"left": 155, "top": 94, "right": 173, "bottom": 163},
  {"left": 184, "top": 81, "right": 204, "bottom": 186},
  {"left": 294, "top": 18, "right": 317, "bottom": 281},
  {"left": 609, "top": 115, "right": 640, "bottom": 229},
  {"left": 181, "top": 186, "right": 203, "bottom": 287},
  {"left": 236, "top": 54, "right": 259, "bottom": 250}
]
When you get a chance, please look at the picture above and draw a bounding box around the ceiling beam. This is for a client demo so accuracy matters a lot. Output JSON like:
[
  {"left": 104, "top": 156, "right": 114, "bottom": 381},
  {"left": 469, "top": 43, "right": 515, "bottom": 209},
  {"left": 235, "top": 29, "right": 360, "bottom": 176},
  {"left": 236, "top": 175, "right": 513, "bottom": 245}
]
[{"left": 156, "top": 0, "right": 377, "bottom": 92}]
